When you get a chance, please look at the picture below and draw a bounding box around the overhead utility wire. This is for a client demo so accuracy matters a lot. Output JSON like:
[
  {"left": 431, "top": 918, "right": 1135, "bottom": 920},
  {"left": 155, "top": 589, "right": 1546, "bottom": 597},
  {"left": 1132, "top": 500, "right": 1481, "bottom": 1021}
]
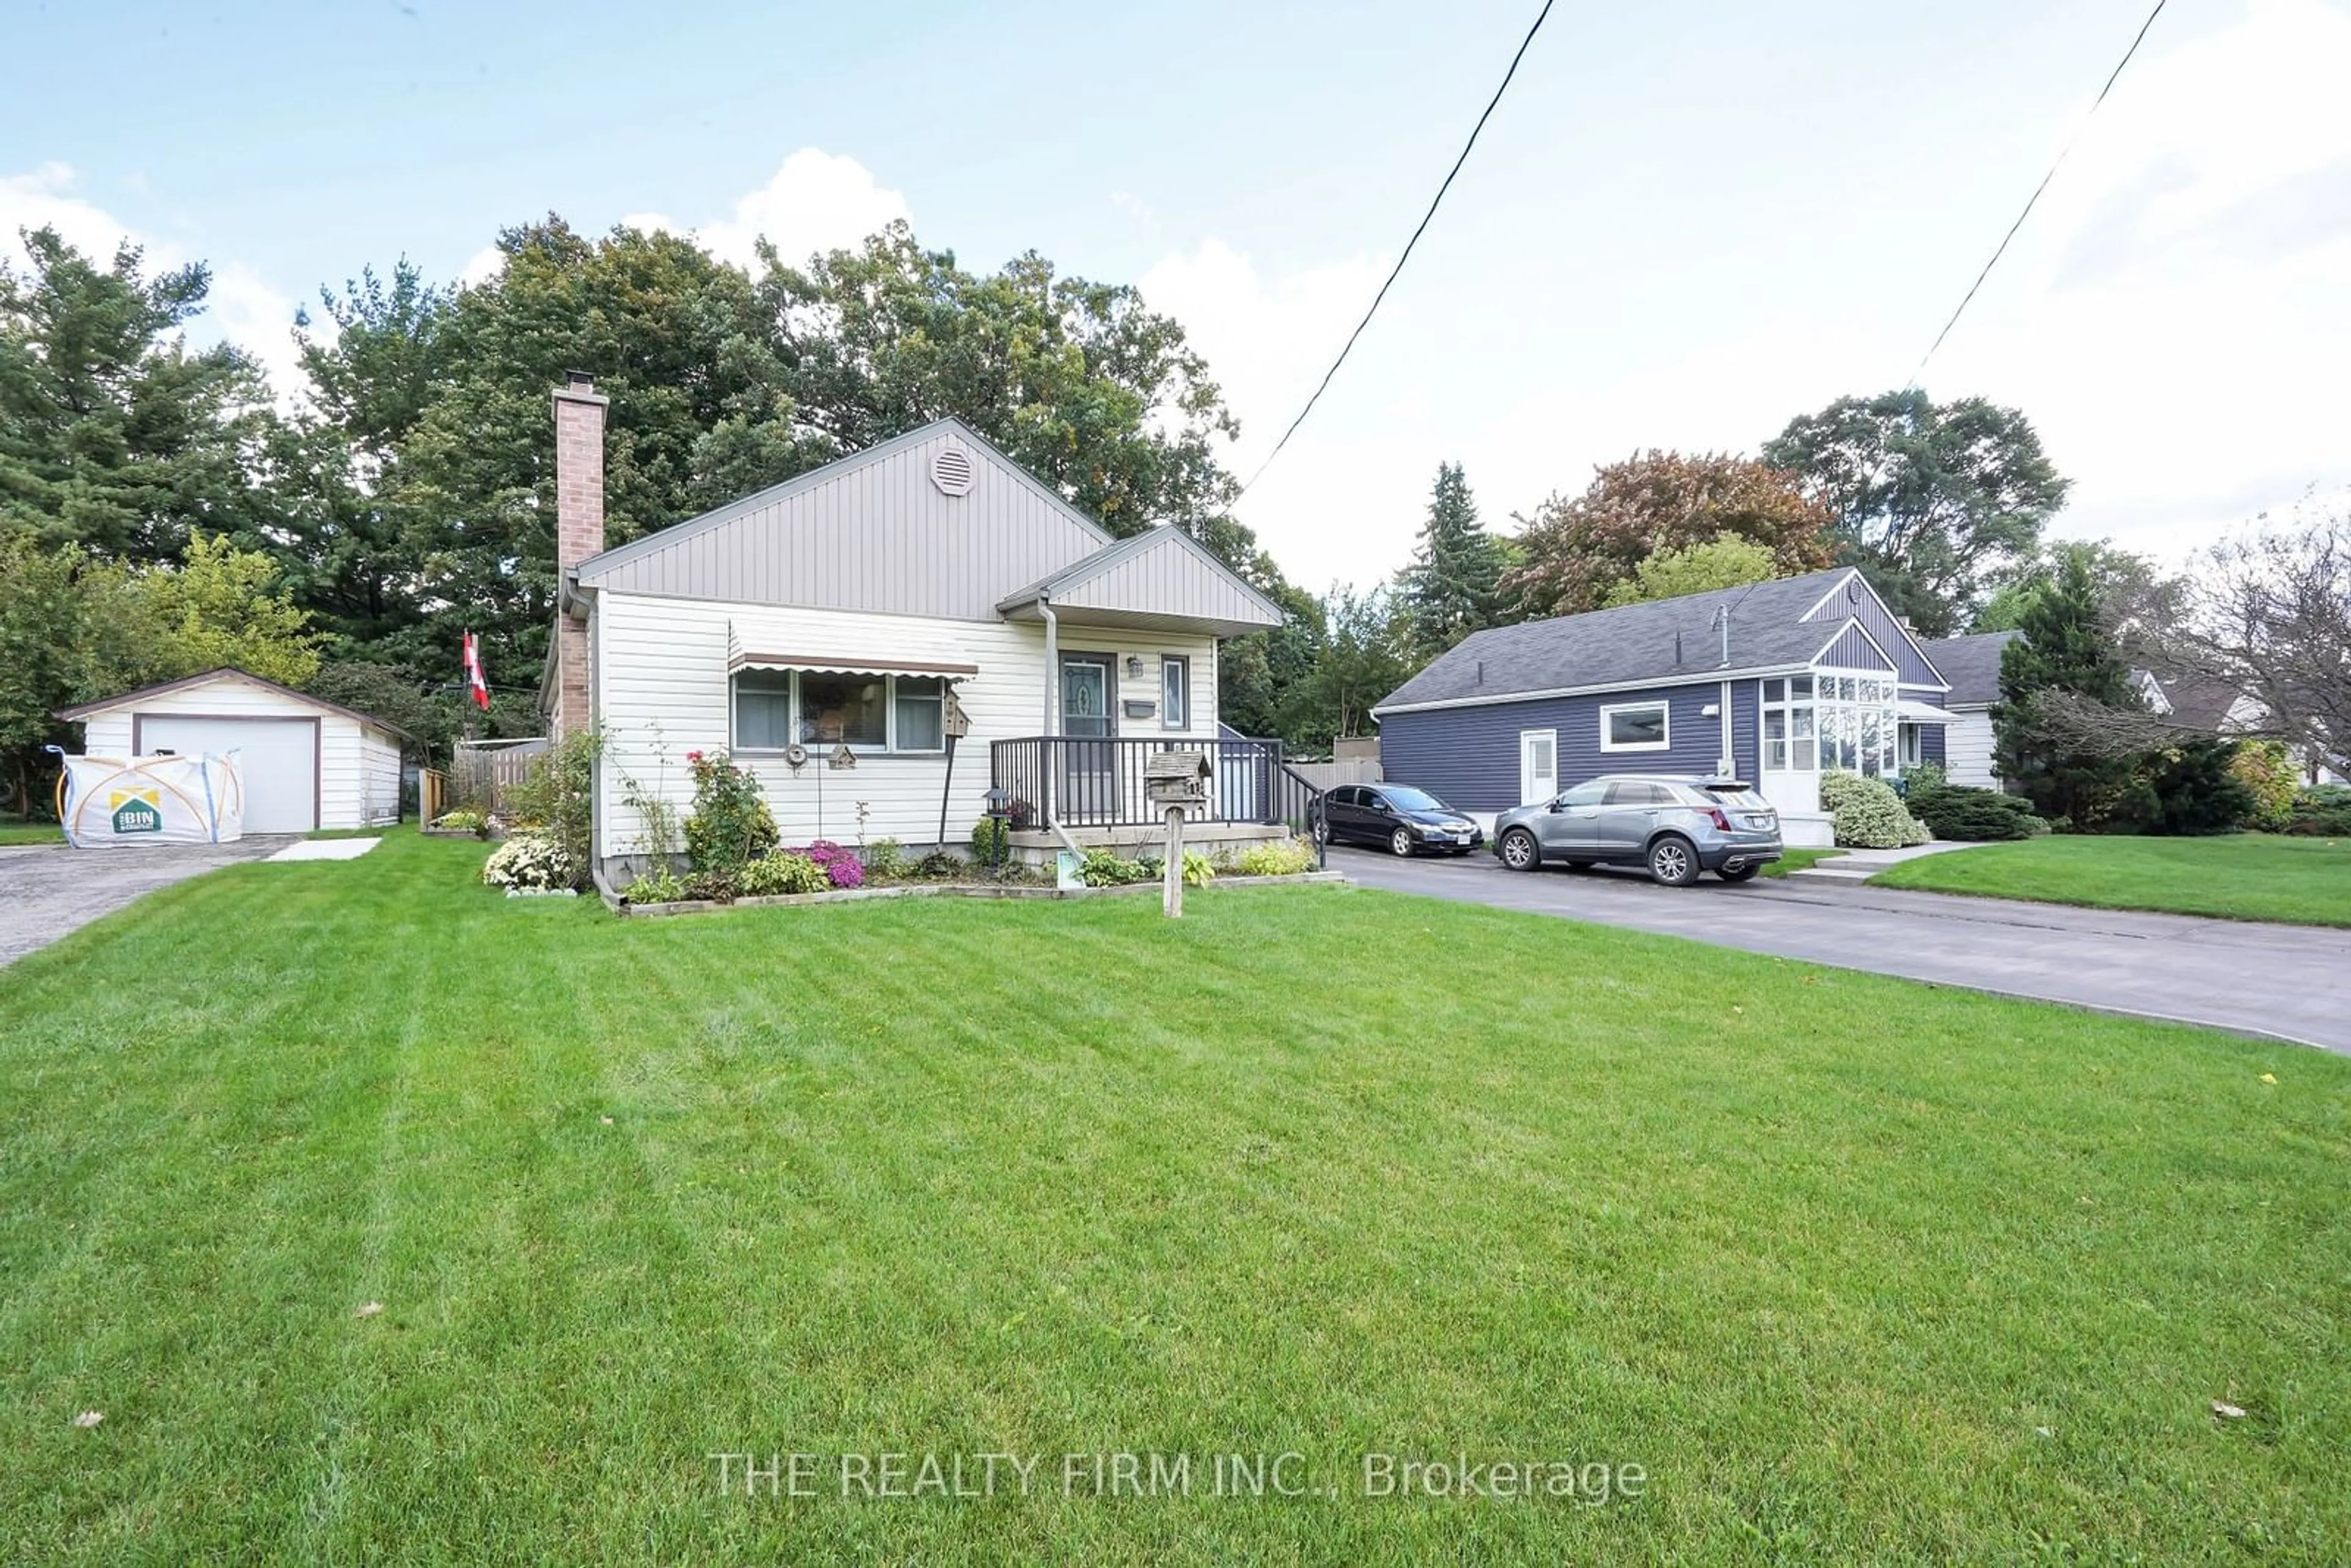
[
  {"left": 1913, "top": 0, "right": 2169, "bottom": 380},
  {"left": 1240, "top": 0, "right": 1556, "bottom": 494}
]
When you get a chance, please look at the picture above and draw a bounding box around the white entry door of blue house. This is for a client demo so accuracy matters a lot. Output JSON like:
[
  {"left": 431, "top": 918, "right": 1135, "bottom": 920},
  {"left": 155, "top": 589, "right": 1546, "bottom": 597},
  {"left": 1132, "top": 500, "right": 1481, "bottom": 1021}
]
[{"left": 1519, "top": 728, "right": 1558, "bottom": 806}]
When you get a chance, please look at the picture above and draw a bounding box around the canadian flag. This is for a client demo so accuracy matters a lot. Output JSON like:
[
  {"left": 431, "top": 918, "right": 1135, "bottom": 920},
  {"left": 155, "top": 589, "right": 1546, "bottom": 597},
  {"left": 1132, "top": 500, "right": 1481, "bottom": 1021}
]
[{"left": 462, "top": 632, "right": 490, "bottom": 711}]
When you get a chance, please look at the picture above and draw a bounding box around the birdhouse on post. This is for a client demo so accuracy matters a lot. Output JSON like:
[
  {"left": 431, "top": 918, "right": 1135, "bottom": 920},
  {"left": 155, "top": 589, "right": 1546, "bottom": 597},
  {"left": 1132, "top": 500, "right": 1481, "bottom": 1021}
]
[{"left": 1144, "top": 749, "right": 1211, "bottom": 917}]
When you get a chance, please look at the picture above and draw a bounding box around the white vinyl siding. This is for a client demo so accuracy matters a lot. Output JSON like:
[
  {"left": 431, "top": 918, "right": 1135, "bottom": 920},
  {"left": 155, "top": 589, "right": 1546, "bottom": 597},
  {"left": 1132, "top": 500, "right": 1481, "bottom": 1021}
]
[
  {"left": 1944, "top": 708, "right": 2001, "bottom": 789},
  {"left": 593, "top": 591, "right": 1220, "bottom": 858}
]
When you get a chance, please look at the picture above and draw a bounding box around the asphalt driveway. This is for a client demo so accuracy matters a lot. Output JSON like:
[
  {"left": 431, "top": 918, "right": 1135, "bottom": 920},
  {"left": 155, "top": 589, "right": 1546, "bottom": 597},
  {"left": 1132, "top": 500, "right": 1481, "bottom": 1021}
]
[
  {"left": 1331, "top": 845, "right": 2351, "bottom": 1053},
  {"left": 0, "top": 839, "right": 285, "bottom": 967}
]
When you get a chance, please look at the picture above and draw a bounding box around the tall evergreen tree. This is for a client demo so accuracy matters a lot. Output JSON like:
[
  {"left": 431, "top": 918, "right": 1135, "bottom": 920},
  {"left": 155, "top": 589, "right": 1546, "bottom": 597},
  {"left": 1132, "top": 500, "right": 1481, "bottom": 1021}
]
[
  {"left": 0, "top": 227, "right": 276, "bottom": 564},
  {"left": 1398, "top": 462, "right": 1502, "bottom": 657},
  {"left": 1993, "top": 546, "right": 2150, "bottom": 829}
]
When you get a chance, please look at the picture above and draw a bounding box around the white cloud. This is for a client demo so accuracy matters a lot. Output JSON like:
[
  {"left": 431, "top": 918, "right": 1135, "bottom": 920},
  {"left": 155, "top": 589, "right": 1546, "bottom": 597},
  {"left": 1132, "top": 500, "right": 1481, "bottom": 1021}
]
[
  {"left": 459, "top": 243, "right": 506, "bottom": 288},
  {"left": 625, "top": 148, "right": 911, "bottom": 272},
  {"left": 1137, "top": 1, "right": 2351, "bottom": 591},
  {"left": 1, "top": 161, "right": 307, "bottom": 401},
  {"left": 1895, "top": 0, "right": 2351, "bottom": 566}
]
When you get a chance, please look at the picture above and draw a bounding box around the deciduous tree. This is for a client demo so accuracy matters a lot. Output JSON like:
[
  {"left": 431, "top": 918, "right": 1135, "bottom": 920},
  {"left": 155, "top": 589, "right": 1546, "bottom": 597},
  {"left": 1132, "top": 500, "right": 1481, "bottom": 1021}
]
[
  {"left": 1601, "top": 534, "right": 1777, "bottom": 608},
  {"left": 1763, "top": 388, "right": 2069, "bottom": 637},
  {"left": 1501, "top": 451, "right": 1832, "bottom": 620}
]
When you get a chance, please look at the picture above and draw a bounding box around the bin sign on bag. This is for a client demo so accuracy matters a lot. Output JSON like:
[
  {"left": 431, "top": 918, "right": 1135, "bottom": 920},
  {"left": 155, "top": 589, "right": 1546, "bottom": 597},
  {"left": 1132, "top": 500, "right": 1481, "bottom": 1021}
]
[{"left": 53, "top": 752, "right": 246, "bottom": 847}]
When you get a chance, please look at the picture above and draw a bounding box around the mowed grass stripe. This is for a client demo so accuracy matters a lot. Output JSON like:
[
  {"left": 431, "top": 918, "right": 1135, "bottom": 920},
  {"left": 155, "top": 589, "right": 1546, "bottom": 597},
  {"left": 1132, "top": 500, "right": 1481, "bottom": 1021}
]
[{"left": 0, "top": 833, "right": 2344, "bottom": 1561}]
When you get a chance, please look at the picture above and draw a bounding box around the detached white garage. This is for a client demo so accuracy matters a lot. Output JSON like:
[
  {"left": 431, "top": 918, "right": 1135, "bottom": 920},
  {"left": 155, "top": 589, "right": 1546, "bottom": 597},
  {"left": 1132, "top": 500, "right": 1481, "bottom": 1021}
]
[{"left": 59, "top": 668, "right": 407, "bottom": 834}]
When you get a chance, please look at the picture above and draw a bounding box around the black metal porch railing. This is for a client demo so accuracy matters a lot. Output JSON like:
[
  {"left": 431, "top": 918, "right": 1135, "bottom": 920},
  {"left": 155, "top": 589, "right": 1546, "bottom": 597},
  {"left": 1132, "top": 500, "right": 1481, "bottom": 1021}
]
[{"left": 989, "top": 736, "right": 1324, "bottom": 833}]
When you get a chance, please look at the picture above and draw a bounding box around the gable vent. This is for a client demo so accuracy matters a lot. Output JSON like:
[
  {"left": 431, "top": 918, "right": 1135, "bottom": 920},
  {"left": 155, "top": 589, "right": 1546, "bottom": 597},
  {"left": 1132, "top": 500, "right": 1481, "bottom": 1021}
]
[{"left": 930, "top": 443, "right": 976, "bottom": 497}]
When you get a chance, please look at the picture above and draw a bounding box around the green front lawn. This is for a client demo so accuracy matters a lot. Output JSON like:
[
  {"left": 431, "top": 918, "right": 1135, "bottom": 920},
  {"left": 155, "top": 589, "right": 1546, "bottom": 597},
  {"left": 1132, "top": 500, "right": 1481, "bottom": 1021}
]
[
  {"left": 4, "top": 833, "right": 2347, "bottom": 1561},
  {"left": 0, "top": 819, "right": 62, "bottom": 846},
  {"left": 1871, "top": 833, "right": 2351, "bottom": 927}
]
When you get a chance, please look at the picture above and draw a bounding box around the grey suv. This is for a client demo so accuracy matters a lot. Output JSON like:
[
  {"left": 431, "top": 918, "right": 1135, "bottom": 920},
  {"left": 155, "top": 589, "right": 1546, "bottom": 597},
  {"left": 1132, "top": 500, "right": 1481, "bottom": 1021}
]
[{"left": 1492, "top": 775, "right": 1782, "bottom": 885}]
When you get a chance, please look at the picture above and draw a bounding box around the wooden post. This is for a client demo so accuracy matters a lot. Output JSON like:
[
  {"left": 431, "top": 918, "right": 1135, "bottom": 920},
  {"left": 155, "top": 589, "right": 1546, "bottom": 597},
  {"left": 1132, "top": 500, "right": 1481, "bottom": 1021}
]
[{"left": 1163, "top": 804, "right": 1185, "bottom": 918}]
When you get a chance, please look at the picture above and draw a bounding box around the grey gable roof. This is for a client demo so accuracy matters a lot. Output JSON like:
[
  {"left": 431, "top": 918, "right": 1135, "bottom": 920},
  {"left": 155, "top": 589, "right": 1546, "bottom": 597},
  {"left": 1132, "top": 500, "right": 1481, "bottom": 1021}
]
[
  {"left": 1376, "top": 569, "right": 1869, "bottom": 713},
  {"left": 569, "top": 417, "right": 1133, "bottom": 620},
  {"left": 1919, "top": 631, "right": 2020, "bottom": 708},
  {"left": 576, "top": 416, "right": 1108, "bottom": 583},
  {"left": 994, "top": 523, "right": 1284, "bottom": 627}
]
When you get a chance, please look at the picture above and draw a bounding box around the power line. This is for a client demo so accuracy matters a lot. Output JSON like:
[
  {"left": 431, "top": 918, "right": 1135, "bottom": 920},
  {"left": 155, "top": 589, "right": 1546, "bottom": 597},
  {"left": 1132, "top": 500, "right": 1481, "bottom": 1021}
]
[
  {"left": 1239, "top": 0, "right": 1556, "bottom": 495},
  {"left": 1913, "top": 0, "right": 2169, "bottom": 380}
]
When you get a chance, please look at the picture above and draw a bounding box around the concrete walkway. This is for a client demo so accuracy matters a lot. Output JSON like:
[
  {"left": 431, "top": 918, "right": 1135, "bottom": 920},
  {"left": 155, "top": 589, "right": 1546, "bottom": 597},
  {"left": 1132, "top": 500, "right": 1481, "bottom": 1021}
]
[
  {"left": 1784, "top": 841, "right": 1983, "bottom": 883},
  {"left": 1330, "top": 845, "right": 2351, "bottom": 1052},
  {"left": 0, "top": 839, "right": 285, "bottom": 967}
]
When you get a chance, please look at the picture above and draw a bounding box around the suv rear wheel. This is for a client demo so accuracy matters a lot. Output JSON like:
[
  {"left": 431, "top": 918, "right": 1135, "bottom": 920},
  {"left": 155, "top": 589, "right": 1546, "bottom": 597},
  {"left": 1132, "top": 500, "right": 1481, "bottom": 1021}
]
[
  {"left": 1499, "top": 828, "right": 1540, "bottom": 871},
  {"left": 1718, "top": 863, "right": 1761, "bottom": 883},
  {"left": 1646, "top": 833, "right": 1698, "bottom": 887}
]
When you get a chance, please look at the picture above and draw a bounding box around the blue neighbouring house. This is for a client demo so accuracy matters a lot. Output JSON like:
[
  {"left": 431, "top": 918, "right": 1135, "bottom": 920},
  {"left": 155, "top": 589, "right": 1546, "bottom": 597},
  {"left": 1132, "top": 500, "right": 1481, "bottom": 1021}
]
[{"left": 1371, "top": 568, "right": 1959, "bottom": 847}]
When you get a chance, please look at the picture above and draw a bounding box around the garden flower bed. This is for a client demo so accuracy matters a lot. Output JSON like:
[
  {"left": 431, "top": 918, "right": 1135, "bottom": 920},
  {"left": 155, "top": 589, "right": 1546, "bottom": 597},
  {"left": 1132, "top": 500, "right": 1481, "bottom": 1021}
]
[{"left": 594, "top": 868, "right": 1346, "bottom": 918}]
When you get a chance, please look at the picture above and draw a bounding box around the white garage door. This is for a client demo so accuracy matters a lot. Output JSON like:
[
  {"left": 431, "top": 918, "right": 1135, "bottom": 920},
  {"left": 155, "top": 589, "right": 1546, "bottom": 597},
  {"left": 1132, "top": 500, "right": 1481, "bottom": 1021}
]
[{"left": 139, "top": 716, "right": 318, "bottom": 833}]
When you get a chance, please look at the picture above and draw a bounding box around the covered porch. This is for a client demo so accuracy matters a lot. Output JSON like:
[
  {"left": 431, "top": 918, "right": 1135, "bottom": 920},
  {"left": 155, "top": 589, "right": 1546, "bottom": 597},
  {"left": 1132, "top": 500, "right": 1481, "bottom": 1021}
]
[{"left": 988, "top": 734, "right": 1319, "bottom": 861}]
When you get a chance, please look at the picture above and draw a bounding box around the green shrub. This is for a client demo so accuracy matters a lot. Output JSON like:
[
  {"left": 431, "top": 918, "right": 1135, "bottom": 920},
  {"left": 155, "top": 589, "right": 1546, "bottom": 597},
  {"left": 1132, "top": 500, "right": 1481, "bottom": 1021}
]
[
  {"left": 913, "top": 849, "right": 966, "bottom": 879},
  {"left": 970, "top": 816, "right": 1011, "bottom": 863},
  {"left": 2227, "top": 741, "right": 2300, "bottom": 831},
  {"left": 1182, "top": 849, "right": 1216, "bottom": 887},
  {"left": 1234, "top": 838, "right": 1317, "bottom": 877},
  {"left": 1908, "top": 782, "right": 2045, "bottom": 841},
  {"left": 480, "top": 832, "right": 576, "bottom": 891},
  {"left": 624, "top": 866, "right": 689, "bottom": 904},
  {"left": 2143, "top": 739, "right": 2257, "bottom": 836},
  {"left": 2287, "top": 784, "right": 2351, "bottom": 838},
  {"left": 503, "top": 733, "right": 599, "bottom": 880},
  {"left": 1077, "top": 848, "right": 1154, "bottom": 887},
  {"left": 432, "top": 808, "right": 488, "bottom": 836},
  {"left": 682, "top": 750, "right": 778, "bottom": 872},
  {"left": 1822, "top": 770, "right": 1930, "bottom": 849},
  {"left": 865, "top": 838, "right": 904, "bottom": 882},
  {"left": 1902, "top": 762, "right": 1948, "bottom": 796},
  {"left": 681, "top": 869, "right": 738, "bottom": 904},
  {"left": 737, "top": 851, "right": 831, "bottom": 897}
]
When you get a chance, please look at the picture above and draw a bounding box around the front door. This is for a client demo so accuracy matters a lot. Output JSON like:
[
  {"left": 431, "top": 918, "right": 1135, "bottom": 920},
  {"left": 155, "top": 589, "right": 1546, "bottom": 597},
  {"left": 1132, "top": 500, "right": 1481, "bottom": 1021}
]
[
  {"left": 1758, "top": 676, "right": 1819, "bottom": 815},
  {"left": 1059, "top": 655, "right": 1116, "bottom": 821},
  {"left": 1519, "top": 729, "right": 1558, "bottom": 807}
]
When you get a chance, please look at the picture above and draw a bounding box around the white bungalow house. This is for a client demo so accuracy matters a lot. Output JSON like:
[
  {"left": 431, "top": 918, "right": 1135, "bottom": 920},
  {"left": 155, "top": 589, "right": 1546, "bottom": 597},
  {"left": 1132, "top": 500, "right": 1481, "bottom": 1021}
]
[{"left": 536, "top": 376, "right": 1294, "bottom": 875}]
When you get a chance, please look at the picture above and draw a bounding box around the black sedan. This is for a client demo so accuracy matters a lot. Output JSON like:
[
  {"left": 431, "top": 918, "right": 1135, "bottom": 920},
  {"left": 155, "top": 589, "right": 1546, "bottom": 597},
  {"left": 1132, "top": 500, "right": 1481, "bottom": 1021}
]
[{"left": 1318, "top": 784, "right": 1485, "bottom": 857}]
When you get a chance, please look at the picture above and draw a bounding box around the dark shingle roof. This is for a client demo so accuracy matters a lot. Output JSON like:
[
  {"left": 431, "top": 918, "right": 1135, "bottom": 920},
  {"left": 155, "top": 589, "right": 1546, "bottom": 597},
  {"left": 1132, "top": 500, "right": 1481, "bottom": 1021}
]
[
  {"left": 2153, "top": 673, "right": 2244, "bottom": 732},
  {"left": 1377, "top": 569, "right": 1859, "bottom": 711},
  {"left": 1918, "top": 631, "right": 2019, "bottom": 708}
]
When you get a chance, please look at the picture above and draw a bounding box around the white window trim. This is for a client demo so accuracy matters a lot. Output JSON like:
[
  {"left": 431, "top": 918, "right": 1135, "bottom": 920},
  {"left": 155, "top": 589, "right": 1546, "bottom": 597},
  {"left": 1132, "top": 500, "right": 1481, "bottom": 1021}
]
[
  {"left": 1160, "top": 654, "right": 1190, "bottom": 732},
  {"left": 1598, "top": 700, "right": 1671, "bottom": 754},
  {"left": 729, "top": 669, "right": 950, "bottom": 756}
]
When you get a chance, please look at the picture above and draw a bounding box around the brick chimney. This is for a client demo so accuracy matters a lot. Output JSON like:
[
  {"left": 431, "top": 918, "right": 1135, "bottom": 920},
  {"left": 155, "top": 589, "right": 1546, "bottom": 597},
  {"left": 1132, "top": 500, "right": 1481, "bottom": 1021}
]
[{"left": 551, "top": 371, "right": 607, "bottom": 740}]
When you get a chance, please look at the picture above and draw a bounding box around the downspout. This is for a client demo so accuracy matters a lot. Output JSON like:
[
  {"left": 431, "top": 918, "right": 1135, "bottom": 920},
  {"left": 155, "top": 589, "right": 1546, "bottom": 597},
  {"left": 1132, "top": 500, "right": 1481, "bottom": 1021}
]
[
  {"left": 1033, "top": 595, "right": 1085, "bottom": 859},
  {"left": 1719, "top": 679, "right": 1736, "bottom": 778}
]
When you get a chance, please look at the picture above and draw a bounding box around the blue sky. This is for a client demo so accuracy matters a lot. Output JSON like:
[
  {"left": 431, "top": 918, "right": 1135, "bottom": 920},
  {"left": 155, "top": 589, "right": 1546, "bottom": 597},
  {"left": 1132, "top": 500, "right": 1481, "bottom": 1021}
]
[{"left": 7, "top": 0, "right": 2348, "bottom": 591}]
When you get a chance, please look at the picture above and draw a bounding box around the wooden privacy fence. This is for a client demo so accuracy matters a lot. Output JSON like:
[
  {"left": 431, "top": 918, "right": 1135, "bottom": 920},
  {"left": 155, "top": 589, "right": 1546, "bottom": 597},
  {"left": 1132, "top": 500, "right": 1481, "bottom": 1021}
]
[
  {"left": 1286, "top": 757, "right": 1383, "bottom": 791},
  {"left": 452, "top": 738, "right": 548, "bottom": 809},
  {"left": 419, "top": 767, "right": 449, "bottom": 825}
]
